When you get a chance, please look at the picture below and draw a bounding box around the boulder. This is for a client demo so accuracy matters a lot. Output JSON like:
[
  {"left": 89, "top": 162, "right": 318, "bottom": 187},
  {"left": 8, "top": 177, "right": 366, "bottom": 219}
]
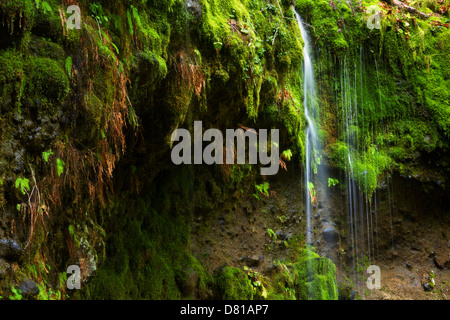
[{"left": 322, "top": 227, "right": 339, "bottom": 243}]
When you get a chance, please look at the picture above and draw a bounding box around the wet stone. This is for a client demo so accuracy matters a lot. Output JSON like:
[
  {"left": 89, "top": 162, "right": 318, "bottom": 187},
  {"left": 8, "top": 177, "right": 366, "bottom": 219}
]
[
  {"left": 18, "top": 279, "right": 40, "bottom": 298},
  {"left": 323, "top": 227, "right": 339, "bottom": 243},
  {"left": 0, "top": 238, "right": 22, "bottom": 262}
]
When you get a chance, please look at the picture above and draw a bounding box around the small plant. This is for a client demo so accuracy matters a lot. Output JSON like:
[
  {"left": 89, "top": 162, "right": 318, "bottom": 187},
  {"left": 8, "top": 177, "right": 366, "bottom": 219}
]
[
  {"left": 267, "top": 228, "right": 277, "bottom": 242},
  {"left": 308, "top": 182, "right": 317, "bottom": 205},
  {"left": 243, "top": 266, "right": 267, "bottom": 298},
  {"left": 278, "top": 215, "right": 286, "bottom": 223},
  {"left": 213, "top": 42, "right": 223, "bottom": 52},
  {"left": 279, "top": 149, "right": 292, "bottom": 171},
  {"left": 42, "top": 149, "right": 53, "bottom": 163},
  {"left": 15, "top": 177, "right": 30, "bottom": 195},
  {"left": 35, "top": 0, "right": 52, "bottom": 14},
  {"left": 253, "top": 182, "right": 270, "bottom": 200},
  {"left": 57, "top": 158, "right": 65, "bottom": 177},
  {"left": 328, "top": 178, "right": 339, "bottom": 188},
  {"left": 429, "top": 270, "right": 435, "bottom": 288},
  {"left": 90, "top": 2, "right": 109, "bottom": 25},
  {"left": 9, "top": 285, "right": 22, "bottom": 300}
]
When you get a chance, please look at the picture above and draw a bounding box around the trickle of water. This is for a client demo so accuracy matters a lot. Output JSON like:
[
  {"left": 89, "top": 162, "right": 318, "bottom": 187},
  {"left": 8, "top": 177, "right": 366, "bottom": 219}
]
[
  {"left": 295, "top": 10, "right": 320, "bottom": 300},
  {"left": 295, "top": 11, "right": 319, "bottom": 248}
]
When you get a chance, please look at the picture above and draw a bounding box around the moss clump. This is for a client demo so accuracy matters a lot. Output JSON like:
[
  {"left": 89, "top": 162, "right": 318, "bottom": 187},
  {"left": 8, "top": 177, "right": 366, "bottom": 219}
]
[
  {"left": 213, "top": 266, "right": 254, "bottom": 300},
  {"left": 24, "top": 56, "right": 69, "bottom": 103},
  {"left": 292, "top": 248, "right": 338, "bottom": 300}
]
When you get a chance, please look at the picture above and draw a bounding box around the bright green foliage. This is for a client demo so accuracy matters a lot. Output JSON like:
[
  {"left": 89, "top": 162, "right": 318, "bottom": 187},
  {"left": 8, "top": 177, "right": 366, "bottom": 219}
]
[
  {"left": 9, "top": 285, "right": 22, "bottom": 300},
  {"left": 292, "top": 248, "right": 338, "bottom": 300},
  {"left": 267, "top": 228, "right": 277, "bottom": 241},
  {"left": 253, "top": 181, "right": 270, "bottom": 200},
  {"left": 328, "top": 178, "right": 339, "bottom": 188},
  {"left": 56, "top": 158, "right": 65, "bottom": 177},
  {"left": 282, "top": 149, "right": 293, "bottom": 161},
  {"left": 42, "top": 150, "right": 53, "bottom": 162},
  {"left": 15, "top": 177, "right": 30, "bottom": 195}
]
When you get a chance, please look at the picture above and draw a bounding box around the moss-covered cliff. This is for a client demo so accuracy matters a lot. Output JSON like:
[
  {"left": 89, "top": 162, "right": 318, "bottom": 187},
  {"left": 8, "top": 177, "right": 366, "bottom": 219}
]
[{"left": 0, "top": 0, "right": 448, "bottom": 300}]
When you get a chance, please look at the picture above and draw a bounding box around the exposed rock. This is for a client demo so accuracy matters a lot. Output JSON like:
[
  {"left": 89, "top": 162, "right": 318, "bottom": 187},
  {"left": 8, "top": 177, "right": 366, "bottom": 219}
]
[
  {"left": 18, "top": 279, "right": 40, "bottom": 298},
  {"left": 263, "top": 263, "right": 281, "bottom": 276},
  {"left": 0, "top": 259, "right": 10, "bottom": 278},
  {"left": 0, "top": 238, "right": 22, "bottom": 262},
  {"left": 434, "top": 251, "right": 450, "bottom": 269},
  {"left": 185, "top": 0, "right": 202, "bottom": 19},
  {"left": 323, "top": 227, "right": 339, "bottom": 243},
  {"left": 423, "top": 283, "right": 433, "bottom": 292},
  {"left": 244, "top": 256, "right": 261, "bottom": 267}
]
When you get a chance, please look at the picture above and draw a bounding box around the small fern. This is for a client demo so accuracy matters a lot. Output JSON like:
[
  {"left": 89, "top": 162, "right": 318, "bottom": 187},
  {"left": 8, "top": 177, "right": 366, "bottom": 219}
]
[{"left": 15, "top": 177, "right": 30, "bottom": 195}]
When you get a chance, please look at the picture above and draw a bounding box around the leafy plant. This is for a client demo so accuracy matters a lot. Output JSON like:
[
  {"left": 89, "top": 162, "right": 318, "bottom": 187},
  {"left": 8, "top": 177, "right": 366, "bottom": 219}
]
[
  {"left": 15, "top": 177, "right": 30, "bottom": 195},
  {"left": 213, "top": 41, "right": 223, "bottom": 52},
  {"left": 253, "top": 182, "right": 270, "bottom": 200},
  {"left": 308, "top": 182, "right": 317, "bottom": 204},
  {"left": 267, "top": 228, "right": 277, "bottom": 242},
  {"left": 281, "top": 149, "right": 292, "bottom": 161},
  {"left": 328, "top": 178, "right": 339, "bottom": 188},
  {"left": 35, "top": 0, "right": 52, "bottom": 14},
  {"left": 57, "top": 158, "right": 65, "bottom": 177},
  {"left": 9, "top": 285, "right": 22, "bottom": 300},
  {"left": 90, "top": 2, "right": 109, "bottom": 25},
  {"left": 42, "top": 149, "right": 53, "bottom": 163}
]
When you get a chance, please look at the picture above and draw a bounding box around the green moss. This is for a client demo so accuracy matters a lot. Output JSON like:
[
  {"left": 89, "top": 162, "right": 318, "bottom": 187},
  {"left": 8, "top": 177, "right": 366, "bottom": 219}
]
[
  {"left": 24, "top": 56, "right": 69, "bottom": 102},
  {"left": 0, "top": 0, "right": 34, "bottom": 39},
  {"left": 213, "top": 266, "right": 254, "bottom": 300},
  {"left": 292, "top": 248, "right": 338, "bottom": 300}
]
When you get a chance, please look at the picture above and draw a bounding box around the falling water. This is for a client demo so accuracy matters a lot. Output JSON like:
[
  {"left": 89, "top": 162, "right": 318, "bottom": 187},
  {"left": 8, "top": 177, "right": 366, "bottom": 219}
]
[
  {"left": 295, "top": 11, "right": 318, "bottom": 244},
  {"left": 295, "top": 11, "right": 319, "bottom": 299}
]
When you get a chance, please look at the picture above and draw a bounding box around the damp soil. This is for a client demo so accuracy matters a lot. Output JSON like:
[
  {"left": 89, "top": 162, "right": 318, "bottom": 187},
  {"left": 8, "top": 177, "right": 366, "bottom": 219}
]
[{"left": 190, "top": 164, "right": 450, "bottom": 300}]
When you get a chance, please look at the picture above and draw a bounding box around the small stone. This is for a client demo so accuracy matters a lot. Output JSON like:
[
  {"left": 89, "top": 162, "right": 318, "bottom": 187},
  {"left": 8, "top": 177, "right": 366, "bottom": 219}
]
[
  {"left": 18, "top": 279, "right": 40, "bottom": 298},
  {"left": 423, "top": 283, "right": 433, "bottom": 292},
  {"left": 244, "top": 256, "right": 261, "bottom": 267},
  {"left": 323, "top": 227, "right": 339, "bottom": 243},
  {"left": 406, "top": 263, "right": 412, "bottom": 269},
  {"left": 0, "top": 238, "right": 22, "bottom": 262}
]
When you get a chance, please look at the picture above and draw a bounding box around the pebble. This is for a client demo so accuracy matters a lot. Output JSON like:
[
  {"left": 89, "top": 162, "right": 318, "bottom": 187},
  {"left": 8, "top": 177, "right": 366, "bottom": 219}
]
[{"left": 18, "top": 279, "right": 40, "bottom": 297}]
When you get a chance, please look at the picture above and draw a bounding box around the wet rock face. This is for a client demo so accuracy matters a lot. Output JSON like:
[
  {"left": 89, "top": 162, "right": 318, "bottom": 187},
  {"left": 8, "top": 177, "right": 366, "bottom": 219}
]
[
  {"left": 0, "top": 238, "right": 22, "bottom": 262},
  {"left": 0, "top": 259, "right": 10, "bottom": 278},
  {"left": 322, "top": 226, "right": 339, "bottom": 244}
]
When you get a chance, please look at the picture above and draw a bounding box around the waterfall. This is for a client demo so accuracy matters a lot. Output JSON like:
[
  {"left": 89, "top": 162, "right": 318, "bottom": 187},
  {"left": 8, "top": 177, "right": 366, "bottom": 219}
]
[{"left": 295, "top": 11, "right": 320, "bottom": 299}]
